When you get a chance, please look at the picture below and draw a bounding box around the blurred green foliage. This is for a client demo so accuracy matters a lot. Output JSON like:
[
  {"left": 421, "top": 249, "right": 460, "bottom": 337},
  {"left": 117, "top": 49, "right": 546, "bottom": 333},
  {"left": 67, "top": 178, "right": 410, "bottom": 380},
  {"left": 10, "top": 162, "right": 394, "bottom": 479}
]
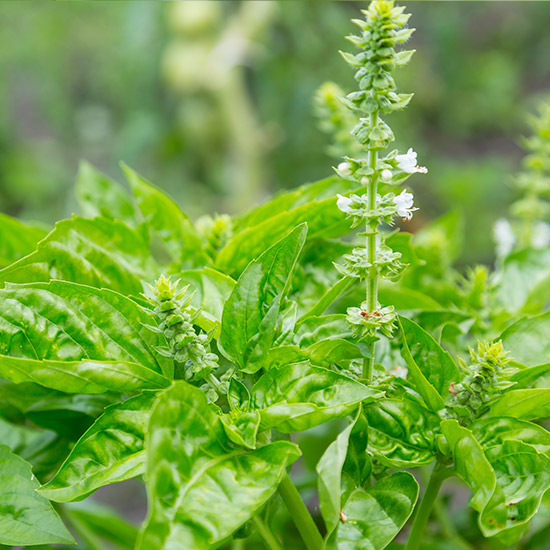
[{"left": 1, "top": 1, "right": 549, "bottom": 264}]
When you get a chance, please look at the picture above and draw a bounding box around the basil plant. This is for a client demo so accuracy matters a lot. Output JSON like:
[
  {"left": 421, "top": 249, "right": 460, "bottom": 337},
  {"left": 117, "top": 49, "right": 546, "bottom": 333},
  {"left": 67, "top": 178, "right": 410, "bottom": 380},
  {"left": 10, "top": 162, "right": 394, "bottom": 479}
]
[{"left": 1, "top": 2, "right": 549, "bottom": 550}]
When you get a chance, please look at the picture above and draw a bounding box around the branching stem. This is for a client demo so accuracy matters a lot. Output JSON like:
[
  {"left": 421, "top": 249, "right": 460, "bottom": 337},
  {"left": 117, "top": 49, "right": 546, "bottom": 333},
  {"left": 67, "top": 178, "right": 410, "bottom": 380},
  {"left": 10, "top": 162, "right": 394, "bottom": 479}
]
[{"left": 253, "top": 516, "right": 283, "bottom": 550}]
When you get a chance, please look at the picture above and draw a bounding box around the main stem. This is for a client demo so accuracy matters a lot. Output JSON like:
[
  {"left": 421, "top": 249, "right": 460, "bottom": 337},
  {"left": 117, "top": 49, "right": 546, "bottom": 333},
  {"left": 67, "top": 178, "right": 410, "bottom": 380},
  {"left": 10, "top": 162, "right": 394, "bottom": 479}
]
[
  {"left": 363, "top": 110, "right": 379, "bottom": 383},
  {"left": 278, "top": 473, "right": 324, "bottom": 550},
  {"left": 406, "top": 462, "right": 450, "bottom": 550}
]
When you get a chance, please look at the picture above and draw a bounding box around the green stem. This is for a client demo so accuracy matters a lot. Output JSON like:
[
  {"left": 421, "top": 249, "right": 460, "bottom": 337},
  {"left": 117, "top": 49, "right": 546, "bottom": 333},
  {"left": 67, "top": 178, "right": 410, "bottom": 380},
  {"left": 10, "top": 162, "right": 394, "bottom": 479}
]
[
  {"left": 59, "top": 506, "right": 104, "bottom": 550},
  {"left": 278, "top": 472, "right": 324, "bottom": 550},
  {"left": 253, "top": 516, "right": 283, "bottom": 550},
  {"left": 232, "top": 537, "right": 245, "bottom": 550},
  {"left": 405, "top": 463, "right": 451, "bottom": 550},
  {"left": 363, "top": 110, "right": 379, "bottom": 383},
  {"left": 433, "top": 498, "right": 473, "bottom": 550}
]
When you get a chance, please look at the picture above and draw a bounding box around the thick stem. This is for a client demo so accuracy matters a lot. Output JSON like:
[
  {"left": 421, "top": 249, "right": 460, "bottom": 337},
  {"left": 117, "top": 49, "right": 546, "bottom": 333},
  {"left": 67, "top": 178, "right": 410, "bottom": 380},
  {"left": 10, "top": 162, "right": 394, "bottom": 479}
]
[
  {"left": 278, "top": 473, "right": 324, "bottom": 550},
  {"left": 406, "top": 463, "right": 451, "bottom": 550},
  {"left": 253, "top": 516, "right": 283, "bottom": 550},
  {"left": 363, "top": 110, "right": 379, "bottom": 383}
]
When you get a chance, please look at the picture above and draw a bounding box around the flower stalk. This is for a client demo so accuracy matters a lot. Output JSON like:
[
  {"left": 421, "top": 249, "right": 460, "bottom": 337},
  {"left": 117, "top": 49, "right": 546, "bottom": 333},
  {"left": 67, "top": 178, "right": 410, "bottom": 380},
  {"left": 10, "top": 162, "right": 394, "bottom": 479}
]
[{"left": 335, "top": 0, "right": 427, "bottom": 378}]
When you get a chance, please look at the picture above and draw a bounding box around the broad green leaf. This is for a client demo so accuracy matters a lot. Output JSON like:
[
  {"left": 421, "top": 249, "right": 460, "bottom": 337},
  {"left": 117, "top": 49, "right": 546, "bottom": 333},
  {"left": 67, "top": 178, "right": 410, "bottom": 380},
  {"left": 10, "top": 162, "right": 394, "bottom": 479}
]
[
  {"left": 378, "top": 284, "right": 441, "bottom": 312},
  {"left": 0, "top": 280, "right": 171, "bottom": 377},
  {"left": 472, "top": 417, "right": 550, "bottom": 455},
  {"left": 251, "top": 363, "right": 382, "bottom": 432},
  {"left": 0, "top": 216, "right": 157, "bottom": 294},
  {"left": 326, "top": 472, "right": 418, "bottom": 550},
  {"left": 483, "top": 441, "right": 550, "bottom": 542},
  {"left": 365, "top": 397, "right": 439, "bottom": 468},
  {"left": 76, "top": 161, "right": 139, "bottom": 227},
  {"left": 489, "top": 389, "right": 550, "bottom": 421},
  {"left": 0, "top": 356, "right": 169, "bottom": 394},
  {"left": 317, "top": 410, "right": 368, "bottom": 534},
  {"left": 440, "top": 420, "right": 501, "bottom": 535},
  {"left": 0, "top": 212, "right": 48, "bottom": 268},
  {"left": 122, "top": 163, "right": 207, "bottom": 269},
  {"left": 174, "top": 267, "right": 235, "bottom": 337},
  {"left": 217, "top": 191, "right": 356, "bottom": 277},
  {"left": 500, "top": 312, "right": 550, "bottom": 367},
  {"left": 0, "top": 445, "right": 75, "bottom": 546},
  {"left": 511, "top": 363, "right": 550, "bottom": 389},
  {"left": 138, "top": 382, "right": 300, "bottom": 550},
  {"left": 235, "top": 176, "right": 354, "bottom": 233},
  {"left": 0, "top": 416, "right": 46, "bottom": 456},
  {"left": 219, "top": 410, "right": 261, "bottom": 450},
  {"left": 219, "top": 224, "right": 307, "bottom": 373},
  {"left": 39, "top": 392, "right": 157, "bottom": 502},
  {"left": 399, "top": 316, "right": 454, "bottom": 410},
  {"left": 297, "top": 276, "right": 355, "bottom": 324},
  {"left": 295, "top": 315, "right": 353, "bottom": 347},
  {"left": 495, "top": 248, "right": 550, "bottom": 313},
  {"left": 1, "top": 381, "right": 114, "bottom": 438}
]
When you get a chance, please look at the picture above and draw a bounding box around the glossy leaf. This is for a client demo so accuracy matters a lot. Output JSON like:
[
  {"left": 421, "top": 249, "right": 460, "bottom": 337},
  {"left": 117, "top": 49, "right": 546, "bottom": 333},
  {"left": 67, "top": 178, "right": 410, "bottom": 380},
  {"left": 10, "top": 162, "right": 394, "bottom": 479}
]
[
  {"left": 297, "top": 276, "right": 355, "bottom": 324},
  {"left": 365, "top": 397, "right": 439, "bottom": 468},
  {"left": 295, "top": 315, "right": 353, "bottom": 347},
  {"left": 0, "top": 216, "right": 157, "bottom": 294},
  {"left": 0, "top": 280, "right": 171, "bottom": 377},
  {"left": 251, "top": 363, "right": 382, "bottom": 432},
  {"left": 39, "top": 392, "right": 157, "bottom": 502},
  {"left": 76, "top": 161, "right": 139, "bottom": 227},
  {"left": 0, "top": 355, "right": 169, "bottom": 394},
  {"left": 472, "top": 417, "right": 550, "bottom": 455},
  {"left": 500, "top": 312, "right": 550, "bottom": 367},
  {"left": 326, "top": 472, "right": 419, "bottom": 550},
  {"left": 317, "top": 410, "right": 368, "bottom": 534},
  {"left": 122, "top": 163, "right": 206, "bottom": 269},
  {"left": 399, "top": 316, "right": 454, "bottom": 410},
  {"left": 138, "top": 382, "right": 300, "bottom": 550},
  {"left": 489, "top": 389, "right": 550, "bottom": 421},
  {"left": 219, "top": 224, "right": 307, "bottom": 373},
  {"left": 511, "top": 362, "right": 550, "bottom": 389},
  {"left": 235, "top": 176, "right": 354, "bottom": 232},
  {"left": 217, "top": 191, "right": 355, "bottom": 277},
  {"left": 0, "top": 445, "right": 74, "bottom": 546},
  {"left": 0, "top": 212, "right": 48, "bottom": 268}
]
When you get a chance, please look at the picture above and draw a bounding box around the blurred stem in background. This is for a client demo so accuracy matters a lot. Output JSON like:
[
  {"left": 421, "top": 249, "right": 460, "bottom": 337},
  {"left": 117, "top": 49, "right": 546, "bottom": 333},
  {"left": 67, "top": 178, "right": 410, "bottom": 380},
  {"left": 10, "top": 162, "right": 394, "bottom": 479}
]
[{"left": 163, "top": 1, "right": 278, "bottom": 212}]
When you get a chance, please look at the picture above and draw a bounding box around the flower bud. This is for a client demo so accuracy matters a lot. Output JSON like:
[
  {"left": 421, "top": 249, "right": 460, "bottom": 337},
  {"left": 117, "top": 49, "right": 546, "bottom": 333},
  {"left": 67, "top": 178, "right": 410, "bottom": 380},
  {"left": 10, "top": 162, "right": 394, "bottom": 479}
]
[
  {"left": 381, "top": 169, "right": 392, "bottom": 182},
  {"left": 338, "top": 162, "right": 352, "bottom": 177}
]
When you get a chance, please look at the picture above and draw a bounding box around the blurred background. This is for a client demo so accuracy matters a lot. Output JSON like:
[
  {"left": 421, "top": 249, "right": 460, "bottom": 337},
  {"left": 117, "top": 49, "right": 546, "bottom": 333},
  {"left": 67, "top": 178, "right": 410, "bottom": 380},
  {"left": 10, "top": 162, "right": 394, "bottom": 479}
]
[{"left": 1, "top": 1, "right": 550, "bottom": 265}]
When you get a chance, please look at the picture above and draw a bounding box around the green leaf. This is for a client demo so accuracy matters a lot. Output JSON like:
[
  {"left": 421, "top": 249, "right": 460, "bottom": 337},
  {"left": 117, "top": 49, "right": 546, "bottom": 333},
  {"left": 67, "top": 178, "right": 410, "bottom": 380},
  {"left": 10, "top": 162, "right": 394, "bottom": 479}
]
[
  {"left": 174, "top": 267, "right": 235, "bottom": 338},
  {"left": 0, "top": 216, "right": 157, "bottom": 295},
  {"left": 484, "top": 441, "right": 550, "bottom": 542},
  {"left": 365, "top": 397, "right": 440, "bottom": 468},
  {"left": 76, "top": 161, "right": 139, "bottom": 228},
  {"left": 0, "top": 445, "right": 75, "bottom": 546},
  {"left": 495, "top": 248, "right": 550, "bottom": 313},
  {"left": 0, "top": 212, "right": 48, "bottom": 269},
  {"left": 235, "top": 176, "right": 354, "bottom": 233},
  {"left": 489, "top": 389, "right": 550, "bottom": 421},
  {"left": 251, "top": 363, "right": 382, "bottom": 433},
  {"left": 378, "top": 285, "right": 441, "bottom": 312},
  {"left": 317, "top": 410, "right": 368, "bottom": 534},
  {"left": 295, "top": 315, "right": 353, "bottom": 347},
  {"left": 0, "top": 355, "right": 169, "bottom": 394},
  {"left": 326, "top": 472, "right": 418, "bottom": 550},
  {"left": 217, "top": 189, "right": 356, "bottom": 277},
  {"left": 511, "top": 362, "right": 550, "bottom": 389},
  {"left": 500, "top": 312, "right": 550, "bottom": 367},
  {"left": 122, "top": 163, "right": 207, "bottom": 269},
  {"left": 0, "top": 280, "right": 171, "bottom": 377},
  {"left": 39, "top": 392, "right": 157, "bottom": 502},
  {"left": 219, "top": 224, "right": 307, "bottom": 373},
  {"left": 297, "top": 277, "right": 355, "bottom": 324},
  {"left": 399, "top": 316, "right": 457, "bottom": 410},
  {"left": 472, "top": 417, "right": 550, "bottom": 455},
  {"left": 137, "top": 382, "right": 300, "bottom": 550},
  {"left": 440, "top": 420, "right": 500, "bottom": 535}
]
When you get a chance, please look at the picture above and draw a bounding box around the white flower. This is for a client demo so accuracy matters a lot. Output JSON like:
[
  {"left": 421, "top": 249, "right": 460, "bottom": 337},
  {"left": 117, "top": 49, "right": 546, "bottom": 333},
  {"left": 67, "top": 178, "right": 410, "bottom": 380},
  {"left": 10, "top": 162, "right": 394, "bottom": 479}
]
[
  {"left": 493, "top": 218, "right": 515, "bottom": 257},
  {"left": 336, "top": 194, "right": 353, "bottom": 213},
  {"left": 394, "top": 189, "right": 418, "bottom": 220},
  {"left": 381, "top": 169, "right": 393, "bottom": 182},
  {"left": 361, "top": 176, "right": 370, "bottom": 185},
  {"left": 532, "top": 221, "right": 550, "bottom": 249},
  {"left": 396, "top": 148, "right": 428, "bottom": 174},
  {"left": 337, "top": 162, "right": 352, "bottom": 177}
]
